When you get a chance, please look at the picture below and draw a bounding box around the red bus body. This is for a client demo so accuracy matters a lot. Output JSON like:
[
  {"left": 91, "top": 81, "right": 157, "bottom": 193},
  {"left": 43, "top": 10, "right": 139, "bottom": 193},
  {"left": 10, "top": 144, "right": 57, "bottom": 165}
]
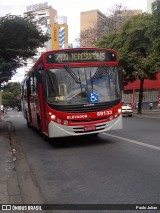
[{"left": 21, "top": 48, "right": 123, "bottom": 138}]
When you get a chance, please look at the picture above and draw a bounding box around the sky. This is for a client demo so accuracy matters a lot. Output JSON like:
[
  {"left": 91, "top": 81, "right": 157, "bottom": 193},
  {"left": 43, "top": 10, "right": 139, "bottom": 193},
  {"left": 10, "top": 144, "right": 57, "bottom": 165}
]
[{"left": 0, "top": 0, "right": 147, "bottom": 82}]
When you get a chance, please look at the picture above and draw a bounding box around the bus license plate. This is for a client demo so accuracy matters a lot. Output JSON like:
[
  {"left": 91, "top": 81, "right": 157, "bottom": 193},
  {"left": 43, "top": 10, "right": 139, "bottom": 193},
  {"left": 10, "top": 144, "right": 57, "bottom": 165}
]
[{"left": 84, "top": 125, "right": 96, "bottom": 131}]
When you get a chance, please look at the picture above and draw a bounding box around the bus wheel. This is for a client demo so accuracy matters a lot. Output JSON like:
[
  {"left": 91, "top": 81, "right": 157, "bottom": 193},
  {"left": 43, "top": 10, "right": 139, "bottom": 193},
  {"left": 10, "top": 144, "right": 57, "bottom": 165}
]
[
  {"left": 42, "top": 133, "right": 47, "bottom": 140},
  {"left": 26, "top": 113, "right": 31, "bottom": 128},
  {"left": 86, "top": 133, "right": 99, "bottom": 137},
  {"left": 37, "top": 115, "right": 42, "bottom": 132},
  {"left": 91, "top": 133, "right": 99, "bottom": 137}
]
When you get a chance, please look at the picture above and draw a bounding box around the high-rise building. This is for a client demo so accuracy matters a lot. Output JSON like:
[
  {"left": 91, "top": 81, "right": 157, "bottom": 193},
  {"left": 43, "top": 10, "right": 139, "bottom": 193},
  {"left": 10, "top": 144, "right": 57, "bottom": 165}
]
[
  {"left": 80, "top": 9, "right": 142, "bottom": 47},
  {"left": 80, "top": 10, "right": 107, "bottom": 32},
  {"left": 23, "top": 2, "right": 57, "bottom": 74},
  {"left": 80, "top": 10, "right": 108, "bottom": 47},
  {"left": 49, "top": 15, "right": 68, "bottom": 50},
  {"left": 147, "top": 0, "right": 154, "bottom": 13},
  {"left": 23, "top": 2, "right": 68, "bottom": 75}
]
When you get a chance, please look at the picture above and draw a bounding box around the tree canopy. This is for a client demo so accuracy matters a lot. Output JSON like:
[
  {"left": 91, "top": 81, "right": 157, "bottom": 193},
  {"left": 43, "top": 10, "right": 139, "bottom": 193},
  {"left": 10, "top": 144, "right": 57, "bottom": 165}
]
[
  {"left": 2, "top": 82, "right": 21, "bottom": 108},
  {"left": 0, "top": 14, "right": 49, "bottom": 86},
  {"left": 97, "top": 10, "right": 160, "bottom": 113},
  {"left": 79, "top": 4, "right": 130, "bottom": 47}
]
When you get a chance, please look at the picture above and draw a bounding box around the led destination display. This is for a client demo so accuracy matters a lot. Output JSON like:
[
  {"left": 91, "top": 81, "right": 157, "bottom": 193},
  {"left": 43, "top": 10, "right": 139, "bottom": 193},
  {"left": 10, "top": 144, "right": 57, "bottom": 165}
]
[{"left": 46, "top": 50, "right": 117, "bottom": 63}]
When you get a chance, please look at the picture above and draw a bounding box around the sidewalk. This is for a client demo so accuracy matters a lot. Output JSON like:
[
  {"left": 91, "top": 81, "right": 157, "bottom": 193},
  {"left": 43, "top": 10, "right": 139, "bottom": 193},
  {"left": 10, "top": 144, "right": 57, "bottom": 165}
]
[
  {"left": 0, "top": 116, "right": 48, "bottom": 212},
  {"left": 133, "top": 109, "right": 160, "bottom": 118},
  {"left": 0, "top": 119, "right": 22, "bottom": 205}
]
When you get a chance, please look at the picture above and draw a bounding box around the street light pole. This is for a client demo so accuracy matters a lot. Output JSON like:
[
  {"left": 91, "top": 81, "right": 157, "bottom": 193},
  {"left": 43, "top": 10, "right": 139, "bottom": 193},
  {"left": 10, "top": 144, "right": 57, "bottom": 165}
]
[
  {"left": 0, "top": 83, "right": 5, "bottom": 120},
  {"left": 0, "top": 84, "right": 2, "bottom": 120}
]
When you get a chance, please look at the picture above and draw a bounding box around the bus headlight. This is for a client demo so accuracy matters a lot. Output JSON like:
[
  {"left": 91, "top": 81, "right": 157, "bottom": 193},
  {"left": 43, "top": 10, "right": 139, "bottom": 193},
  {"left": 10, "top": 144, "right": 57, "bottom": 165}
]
[
  {"left": 51, "top": 115, "right": 56, "bottom": 120},
  {"left": 118, "top": 109, "right": 122, "bottom": 113}
]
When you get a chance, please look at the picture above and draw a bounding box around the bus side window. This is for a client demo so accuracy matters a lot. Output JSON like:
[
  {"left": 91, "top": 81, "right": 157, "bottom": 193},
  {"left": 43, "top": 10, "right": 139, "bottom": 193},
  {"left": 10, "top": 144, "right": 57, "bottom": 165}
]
[
  {"left": 30, "top": 75, "right": 34, "bottom": 95},
  {"left": 35, "top": 68, "right": 43, "bottom": 84},
  {"left": 29, "top": 74, "right": 38, "bottom": 96},
  {"left": 26, "top": 78, "right": 31, "bottom": 97},
  {"left": 21, "top": 84, "right": 24, "bottom": 99},
  {"left": 24, "top": 82, "right": 27, "bottom": 99},
  {"left": 33, "top": 75, "right": 38, "bottom": 95}
]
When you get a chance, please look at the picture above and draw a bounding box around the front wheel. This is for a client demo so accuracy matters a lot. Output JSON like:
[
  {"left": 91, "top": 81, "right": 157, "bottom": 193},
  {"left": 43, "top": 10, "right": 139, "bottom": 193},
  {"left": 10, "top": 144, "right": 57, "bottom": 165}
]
[
  {"left": 87, "top": 133, "right": 99, "bottom": 137},
  {"left": 92, "top": 133, "right": 99, "bottom": 136},
  {"left": 26, "top": 113, "right": 31, "bottom": 128}
]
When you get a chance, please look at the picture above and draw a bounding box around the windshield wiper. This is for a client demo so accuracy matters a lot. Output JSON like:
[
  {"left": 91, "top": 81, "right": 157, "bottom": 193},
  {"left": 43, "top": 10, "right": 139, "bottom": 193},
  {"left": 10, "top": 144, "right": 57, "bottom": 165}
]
[
  {"left": 91, "top": 64, "right": 105, "bottom": 82},
  {"left": 64, "top": 65, "right": 81, "bottom": 84},
  {"left": 64, "top": 65, "right": 82, "bottom": 92}
]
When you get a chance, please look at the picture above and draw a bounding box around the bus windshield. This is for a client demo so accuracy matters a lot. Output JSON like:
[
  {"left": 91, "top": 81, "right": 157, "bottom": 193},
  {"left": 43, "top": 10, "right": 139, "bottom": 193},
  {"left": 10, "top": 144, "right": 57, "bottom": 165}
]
[{"left": 46, "top": 65, "right": 121, "bottom": 105}]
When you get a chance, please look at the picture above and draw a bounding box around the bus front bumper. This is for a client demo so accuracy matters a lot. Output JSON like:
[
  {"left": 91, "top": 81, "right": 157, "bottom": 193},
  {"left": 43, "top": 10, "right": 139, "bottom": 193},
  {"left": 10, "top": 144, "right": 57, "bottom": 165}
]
[{"left": 48, "top": 115, "right": 122, "bottom": 138}]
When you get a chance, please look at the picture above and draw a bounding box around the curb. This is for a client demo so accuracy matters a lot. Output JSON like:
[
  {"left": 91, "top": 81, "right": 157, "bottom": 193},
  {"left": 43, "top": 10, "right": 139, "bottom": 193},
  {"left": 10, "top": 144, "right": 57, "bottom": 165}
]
[
  {"left": 0, "top": 121, "right": 22, "bottom": 207},
  {"left": 133, "top": 112, "right": 160, "bottom": 119},
  {"left": 6, "top": 121, "right": 51, "bottom": 213}
]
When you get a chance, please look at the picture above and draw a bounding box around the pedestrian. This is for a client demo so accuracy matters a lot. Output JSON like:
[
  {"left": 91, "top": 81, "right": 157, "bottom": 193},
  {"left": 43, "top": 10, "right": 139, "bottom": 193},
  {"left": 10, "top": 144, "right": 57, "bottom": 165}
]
[
  {"left": 149, "top": 102, "right": 153, "bottom": 110},
  {"left": 0, "top": 104, "right": 4, "bottom": 113}
]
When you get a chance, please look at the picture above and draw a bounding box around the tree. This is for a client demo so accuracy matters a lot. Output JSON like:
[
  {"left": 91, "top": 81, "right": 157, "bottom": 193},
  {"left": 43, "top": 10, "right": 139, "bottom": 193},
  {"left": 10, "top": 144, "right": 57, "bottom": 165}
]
[
  {"left": 79, "top": 4, "right": 130, "bottom": 47},
  {"left": 151, "top": 0, "right": 160, "bottom": 55},
  {"left": 0, "top": 14, "right": 49, "bottom": 86},
  {"left": 2, "top": 82, "right": 21, "bottom": 108},
  {"left": 97, "top": 13, "right": 160, "bottom": 114}
]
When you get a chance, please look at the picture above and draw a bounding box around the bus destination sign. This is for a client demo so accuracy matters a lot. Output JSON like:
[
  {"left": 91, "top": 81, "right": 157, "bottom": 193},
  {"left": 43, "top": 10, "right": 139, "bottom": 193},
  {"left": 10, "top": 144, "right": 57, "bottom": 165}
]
[{"left": 46, "top": 50, "right": 117, "bottom": 64}]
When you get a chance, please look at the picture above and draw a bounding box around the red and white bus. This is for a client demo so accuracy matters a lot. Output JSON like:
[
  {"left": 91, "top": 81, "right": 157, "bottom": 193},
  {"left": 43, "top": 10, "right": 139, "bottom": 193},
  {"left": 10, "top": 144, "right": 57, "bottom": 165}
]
[{"left": 21, "top": 48, "right": 123, "bottom": 138}]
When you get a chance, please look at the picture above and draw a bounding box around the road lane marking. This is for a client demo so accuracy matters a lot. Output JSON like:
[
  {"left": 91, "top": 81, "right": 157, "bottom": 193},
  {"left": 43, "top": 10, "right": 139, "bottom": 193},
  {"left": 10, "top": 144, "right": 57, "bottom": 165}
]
[{"left": 102, "top": 133, "right": 160, "bottom": 151}]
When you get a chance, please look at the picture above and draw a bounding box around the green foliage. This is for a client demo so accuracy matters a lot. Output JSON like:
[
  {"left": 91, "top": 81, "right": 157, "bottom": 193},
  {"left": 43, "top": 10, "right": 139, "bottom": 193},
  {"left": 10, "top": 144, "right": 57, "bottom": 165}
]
[
  {"left": 151, "top": 0, "right": 160, "bottom": 54},
  {"left": 97, "top": 12, "right": 160, "bottom": 113},
  {"left": 96, "top": 33, "right": 120, "bottom": 50},
  {"left": 2, "top": 91, "right": 16, "bottom": 108},
  {"left": 0, "top": 14, "right": 50, "bottom": 84},
  {"left": 2, "top": 82, "right": 21, "bottom": 108}
]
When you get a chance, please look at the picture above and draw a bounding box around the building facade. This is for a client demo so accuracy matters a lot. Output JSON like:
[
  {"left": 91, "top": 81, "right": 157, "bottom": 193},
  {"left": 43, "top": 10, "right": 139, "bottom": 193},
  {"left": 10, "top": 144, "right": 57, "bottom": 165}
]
[
  {"left": 23, "top": 2, "right": 57, "bottom": 74},
  {"left": 23, "top": 2, "right": 68, "bottom": 75},
  {"left": 80, "top": 9, "right": 107, "bottom": 32},
  {"left": 80, "top": 9, "right": 142, "bottom": 47},
  {"left": 49, "top": 15, "right": 68, "bottom": 50},
  {"left": 123, "top": 73, "right": 160, "bottom": 110}
]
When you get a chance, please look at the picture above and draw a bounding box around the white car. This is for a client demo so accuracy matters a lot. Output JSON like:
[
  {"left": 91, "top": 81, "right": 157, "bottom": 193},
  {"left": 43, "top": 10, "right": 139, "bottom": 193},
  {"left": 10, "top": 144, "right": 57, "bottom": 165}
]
[{"left": 122, "top": 102, "right": 133, "bottom": 117}]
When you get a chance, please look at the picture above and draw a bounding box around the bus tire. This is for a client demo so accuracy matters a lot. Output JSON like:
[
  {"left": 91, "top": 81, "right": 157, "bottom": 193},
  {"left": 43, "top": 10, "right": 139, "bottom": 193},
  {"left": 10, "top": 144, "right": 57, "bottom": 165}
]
[
  {"left": 86, "top": 133, "right": 99, "bottom": 137},
  {"left": 26, "top": 113, "right": 31, "bottom": 128},
  {"left": 42, "top": 134, "right": 49, "bottom": 141},
  {"left": 37, "top": 115, "right": 42, "bottom": 132},
  {"left": 91, "top": 133, "right": 99, "bottom": 137}
]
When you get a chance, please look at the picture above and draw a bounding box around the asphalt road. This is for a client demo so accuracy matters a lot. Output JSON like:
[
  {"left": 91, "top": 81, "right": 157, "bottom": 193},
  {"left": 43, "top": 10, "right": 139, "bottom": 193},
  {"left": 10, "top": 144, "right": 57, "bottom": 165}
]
[{"left": 5, "top": 111, "right": 160, "bottom": 212}]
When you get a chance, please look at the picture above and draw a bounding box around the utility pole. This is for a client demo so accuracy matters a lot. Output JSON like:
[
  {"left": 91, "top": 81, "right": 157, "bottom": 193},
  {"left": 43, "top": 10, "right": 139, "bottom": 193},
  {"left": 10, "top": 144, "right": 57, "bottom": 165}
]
[
  {"left": 0, "top": 83, "right": 5, "bottom": 120},
  {"left": 0, "top": 85, "right": 2, "bottom": 120}
]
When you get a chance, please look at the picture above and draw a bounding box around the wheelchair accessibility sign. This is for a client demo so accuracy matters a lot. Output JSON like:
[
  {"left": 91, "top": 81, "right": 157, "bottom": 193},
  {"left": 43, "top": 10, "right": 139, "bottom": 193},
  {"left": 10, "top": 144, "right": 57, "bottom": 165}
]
[{"left": 88, "top": 92, "right": 99, "bottom": 103}]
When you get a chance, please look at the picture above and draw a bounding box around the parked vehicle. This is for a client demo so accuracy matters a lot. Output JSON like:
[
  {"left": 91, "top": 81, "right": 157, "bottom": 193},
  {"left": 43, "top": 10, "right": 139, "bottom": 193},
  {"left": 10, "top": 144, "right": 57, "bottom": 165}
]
[{"left": 122, "top": 102, "right": 133, "bottom": 117}]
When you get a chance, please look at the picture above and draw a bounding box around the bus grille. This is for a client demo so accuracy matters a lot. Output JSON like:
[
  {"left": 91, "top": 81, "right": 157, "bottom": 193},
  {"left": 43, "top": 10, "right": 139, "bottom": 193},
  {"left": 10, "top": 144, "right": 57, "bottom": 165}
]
[{"left": 48, "top": 99, "right": 120, "bottom": 113}]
